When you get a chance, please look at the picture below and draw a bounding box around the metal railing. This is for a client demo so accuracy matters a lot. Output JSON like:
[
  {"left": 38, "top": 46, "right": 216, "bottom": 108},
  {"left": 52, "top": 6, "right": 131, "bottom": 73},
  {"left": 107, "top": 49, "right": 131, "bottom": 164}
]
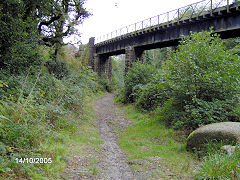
[{"left": 95, "top": 0, "right": 236, "bottom": 44}]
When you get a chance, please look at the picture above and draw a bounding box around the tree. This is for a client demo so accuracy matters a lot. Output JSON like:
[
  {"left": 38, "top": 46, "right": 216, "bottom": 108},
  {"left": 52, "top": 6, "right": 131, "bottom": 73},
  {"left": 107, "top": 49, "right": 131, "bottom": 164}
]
[
  {"left": 0, "top": 0, "right": 41, "bottom": 73},
  {"left": 0, "top": 0, "right": 90, "bottom": 73},
  {"left": 38, "top": 0, "right": 90, "bottom": 56}
]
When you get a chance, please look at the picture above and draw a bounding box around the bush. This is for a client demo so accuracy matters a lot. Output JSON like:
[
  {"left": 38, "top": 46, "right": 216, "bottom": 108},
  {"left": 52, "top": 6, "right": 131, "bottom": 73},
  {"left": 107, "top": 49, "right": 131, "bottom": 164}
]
[
  {"left": 116, "top": 30, "right": 240, "bottom": 130},
  {"left": 119, "top": 62, "right": 158, "bottom": 103},
  {"left": 135, "top": 82, "right": 169, "bottom": 111},
  {"left": 45, "top": 58, "right": 70, "bottom": 79},
  {"left": 98, "top": 76, "right": 113, "bottom": 92},
  {"left": 157, "top": 30, "right": 240, "bottom": 129}
]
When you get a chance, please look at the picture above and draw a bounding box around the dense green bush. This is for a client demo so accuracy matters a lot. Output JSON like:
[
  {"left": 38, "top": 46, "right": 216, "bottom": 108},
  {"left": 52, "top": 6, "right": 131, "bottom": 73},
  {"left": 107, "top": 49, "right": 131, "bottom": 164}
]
[
  {"left": 135, "top": 82, "right": 168, "bottom": 111},
  {"left": 158, "top": 31, "right": 240, "bottom": 129},
  {"left": 118, "top": 62, "right": 158, "bottom": 103},
  {"left": 45, "top": 58, "right": 70, "bottom": 79},
  {"left": 116, "top": 30, "right": 240, "bottom": 130},
  {"left": 98, "top": 75, "right": 113, "bottom": 92}
]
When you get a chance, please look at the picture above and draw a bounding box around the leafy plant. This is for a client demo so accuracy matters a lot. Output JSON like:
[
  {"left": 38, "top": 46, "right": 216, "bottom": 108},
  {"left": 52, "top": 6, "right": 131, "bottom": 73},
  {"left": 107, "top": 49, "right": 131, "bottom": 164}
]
[
  {"left": 45, "top": 58, "right": 70, "bottom": 79},
  {"left": 158, "top": 30, "right": 240, "bottom": 129},
  {"left": 118, "top": 62, "right": 158, "bottom": 103}
]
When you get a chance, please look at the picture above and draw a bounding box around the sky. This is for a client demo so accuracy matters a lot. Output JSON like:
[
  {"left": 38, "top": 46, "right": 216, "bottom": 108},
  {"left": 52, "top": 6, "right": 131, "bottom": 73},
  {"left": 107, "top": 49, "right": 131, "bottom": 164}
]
[{"left": 64, "top": 0, "right": 199, "bottom": 45}]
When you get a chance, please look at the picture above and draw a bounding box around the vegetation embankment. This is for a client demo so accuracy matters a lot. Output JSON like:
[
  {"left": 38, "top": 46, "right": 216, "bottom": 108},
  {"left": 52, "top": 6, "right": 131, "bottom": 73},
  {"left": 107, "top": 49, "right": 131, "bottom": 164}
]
[
  {"left": 0, "top": 0, "right": 112, "bottom": 178},
  {"left": 113, "top": 30, "right": 240, "bottom": 179},
  {"left": 0, "top": 46, "right": 106, "bottom": 178}
]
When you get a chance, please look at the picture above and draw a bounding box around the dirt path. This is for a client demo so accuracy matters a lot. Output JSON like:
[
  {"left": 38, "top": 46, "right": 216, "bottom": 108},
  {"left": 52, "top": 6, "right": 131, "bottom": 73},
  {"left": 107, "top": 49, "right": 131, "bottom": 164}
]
[{"left": 94, "top": 94, "right": 133, "bottom": 180}]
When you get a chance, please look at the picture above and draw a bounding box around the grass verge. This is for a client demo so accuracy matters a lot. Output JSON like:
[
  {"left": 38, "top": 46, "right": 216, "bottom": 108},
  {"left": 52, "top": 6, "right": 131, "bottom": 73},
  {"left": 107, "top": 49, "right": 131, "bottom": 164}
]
[
  {"left": 58, "top": 92, "right": 104, "bottom": 179},
  {"left": 116, "top": 104, "right": 199, "bottom": 179}
]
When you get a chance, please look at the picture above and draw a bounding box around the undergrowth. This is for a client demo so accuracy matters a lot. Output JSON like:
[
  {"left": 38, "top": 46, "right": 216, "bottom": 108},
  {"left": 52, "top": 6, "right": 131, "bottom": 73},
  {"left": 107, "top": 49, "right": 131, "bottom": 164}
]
[{"left": 0, "top": 46, "right": 103, "bottom": 178}]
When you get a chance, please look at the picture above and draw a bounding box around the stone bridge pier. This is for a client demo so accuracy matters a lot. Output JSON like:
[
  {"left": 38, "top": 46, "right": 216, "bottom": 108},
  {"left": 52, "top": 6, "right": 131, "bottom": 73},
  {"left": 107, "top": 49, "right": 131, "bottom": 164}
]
[
  {"left": 95, "top": 54, "right": 112, "bottom": 79},
  {"left": 125, "top": 46, "right": 145, "bottom": 73},
  {"left": 89, "top": 37, "right": 144, "bottom": 78},
  {"left": 89, "top": 37, "right": 112, "bottom": 79}
]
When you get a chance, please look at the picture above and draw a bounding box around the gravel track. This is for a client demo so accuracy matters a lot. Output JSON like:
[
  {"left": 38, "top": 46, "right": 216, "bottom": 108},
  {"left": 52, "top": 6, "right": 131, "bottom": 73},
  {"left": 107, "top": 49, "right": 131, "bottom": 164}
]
[{"left": 94, "top": 94, "right": 133, "bottom": 180}]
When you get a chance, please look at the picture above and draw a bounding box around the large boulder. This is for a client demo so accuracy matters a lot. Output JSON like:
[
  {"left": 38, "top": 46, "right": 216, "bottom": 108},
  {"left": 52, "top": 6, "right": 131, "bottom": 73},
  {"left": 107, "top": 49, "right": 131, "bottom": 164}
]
[{"left": 186, "top": 122, "right": 240, "bottom": 151}]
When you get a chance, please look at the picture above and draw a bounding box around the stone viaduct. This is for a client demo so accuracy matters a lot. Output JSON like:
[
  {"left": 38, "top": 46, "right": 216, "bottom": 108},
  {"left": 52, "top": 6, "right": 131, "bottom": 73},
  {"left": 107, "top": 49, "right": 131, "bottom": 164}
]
[{"left": 88, "top": 0, "right": 240, "bottom": 79}]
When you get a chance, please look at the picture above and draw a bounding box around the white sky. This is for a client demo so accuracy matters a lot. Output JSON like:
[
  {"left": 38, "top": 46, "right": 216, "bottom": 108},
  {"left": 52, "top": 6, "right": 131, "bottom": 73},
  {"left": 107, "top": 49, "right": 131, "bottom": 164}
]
[{"left": 66, "top": 0, "right": 199, "bottom": 44}]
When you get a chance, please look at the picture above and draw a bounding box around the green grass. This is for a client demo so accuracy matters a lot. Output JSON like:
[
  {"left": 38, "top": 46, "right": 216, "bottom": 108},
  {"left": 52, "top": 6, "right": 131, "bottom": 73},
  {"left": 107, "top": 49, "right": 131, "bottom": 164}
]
[
  {"left": 117, "top": 104, "right": 199, "bottom": 178},
  {"left": 0, "top": 92, "right": 103, "bottom": 180},
  {"left": 195, "top": 143, "right": 240, "bottom": 179},
  {"left": 57, "top": 93, "right": 103, "bottom": 179},
  {"left": 36, "top": 92, "right": 104, "bottom": 179}
]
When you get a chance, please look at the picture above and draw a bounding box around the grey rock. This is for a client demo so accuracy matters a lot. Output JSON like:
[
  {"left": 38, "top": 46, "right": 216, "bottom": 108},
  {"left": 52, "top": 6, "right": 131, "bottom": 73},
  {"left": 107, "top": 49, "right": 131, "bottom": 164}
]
[{"left": 186, "top": 122, "right": 240, "bottom": 151}]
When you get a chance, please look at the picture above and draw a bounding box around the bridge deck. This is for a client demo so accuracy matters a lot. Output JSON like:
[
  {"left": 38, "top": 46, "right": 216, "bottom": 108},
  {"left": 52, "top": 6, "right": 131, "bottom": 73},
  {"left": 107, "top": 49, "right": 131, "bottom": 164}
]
[{"left": 94, "top": 2, "right": 240, "bottom": 56}]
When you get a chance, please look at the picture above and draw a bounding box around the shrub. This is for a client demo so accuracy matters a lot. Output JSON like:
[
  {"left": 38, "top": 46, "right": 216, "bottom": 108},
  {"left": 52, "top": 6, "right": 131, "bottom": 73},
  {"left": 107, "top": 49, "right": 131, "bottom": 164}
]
[
  {"left": 98, "top": 76, "right": 113, "bottom": 92},
  {"left": 157, "top": 30, "right": 240, "bottom": 129},
  {"left": 120, "top": 62, "right": 158, "bottom": 103},
  {"left": 45, "top": 58, "right": 70, "bottom": 79},
  {"left": 115, "top": 30, "right": 240, "bottom": 130},
  {"left": 135, "top": 82, "right": 169, "bottom": 111}
]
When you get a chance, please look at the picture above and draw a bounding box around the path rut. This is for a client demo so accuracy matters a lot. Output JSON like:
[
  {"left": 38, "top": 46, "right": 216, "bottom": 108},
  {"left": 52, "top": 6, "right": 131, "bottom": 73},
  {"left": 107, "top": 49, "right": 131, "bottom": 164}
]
[{"left": 94, "top": 94, "right": 133, "bottom": 180}]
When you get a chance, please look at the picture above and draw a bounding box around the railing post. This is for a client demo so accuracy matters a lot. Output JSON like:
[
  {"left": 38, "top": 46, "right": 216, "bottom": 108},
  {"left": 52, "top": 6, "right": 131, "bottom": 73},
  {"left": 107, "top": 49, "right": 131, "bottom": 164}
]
[
  {"left": 149, "top": 18, "right": 151, "bottom": 26},
  {"left": 142, "top": 21, "right": 144, "bottom": 29},
  {"left": 227, "top": 0, "right": 229, "bottom": 13},
  {"left": 210, "top": 0, "right": 213, "bottom": 16},
  {"left": 158, "top": 15, "right": 160, "bottom": 24},
  {"left": 178, "top": 9, "right": 180, "bottom": 22},
  {"left": 167, "top": 12, "right": 169, "bottom": 25},
  {"left": 135, "top": 23, "right": 136, "bottom": 31}
]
